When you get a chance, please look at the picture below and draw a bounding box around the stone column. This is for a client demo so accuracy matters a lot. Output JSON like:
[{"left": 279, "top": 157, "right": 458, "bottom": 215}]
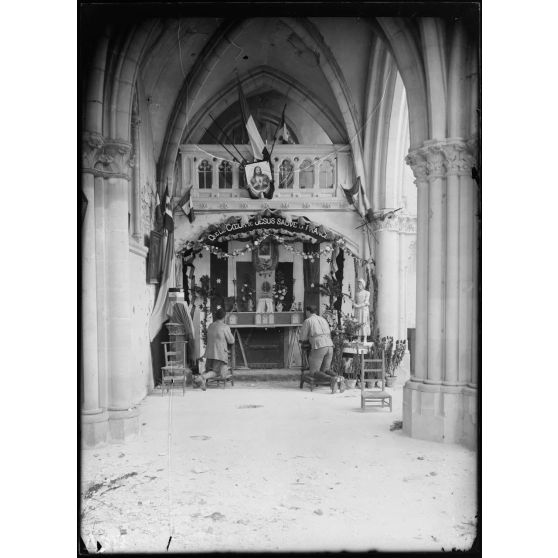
[
  {"left": 402, "top": 139, "right": 478, "bottom": 448},
  {"left": 405, "top": 152, "right": 429, "bottom": 382},
  {"left": 425, "top": 143, "right": 446, "bottom": 385},
  {"left": 99, "top": 140, "right": 139, "bottom": 441},
  {"left": 444, "top": 140, "right": 475, "bottom": 386},
  {"left": 81, "top": 133, "right": 109, "bottom": 446},
  {"left": 82, "top": 171, "right": 100, "bottom": 413},
  {"left": 375, "top": 226, "right": 400, "bottom": 340}
]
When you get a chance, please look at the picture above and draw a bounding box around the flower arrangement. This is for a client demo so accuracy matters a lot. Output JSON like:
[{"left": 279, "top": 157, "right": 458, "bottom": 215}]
[
  {"left": 239, "top": 277, "right": 255, "bottom": 311},
  {"left": 272, "top": 271, "right": 289, "bottom": 310},
  {"left": 240, "top": 279, "right": 255, "bottom": 304}
]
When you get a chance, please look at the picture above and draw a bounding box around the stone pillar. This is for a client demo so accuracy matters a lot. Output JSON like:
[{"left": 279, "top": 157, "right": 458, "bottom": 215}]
[
  {"left": 131, "top": 107, "right": 142, "bottom": 243},
  {"left": 94, "top": 175, "right": 109, "bottom": 411},
  {"left": 81, "top": 133, "right": 109, "bottom": 447},
  {"left": 98, "top": 139, "right": 139, "bottom": 441},
  {"left": 82, "top": 169, "right": 109, "bottom": 446},
  {"left": 403, "top": 139, "right": 478, "bottom": 449},
  {"left": 82, "top": 171, "right": 100, "bottom": 413},
  {"left": 425, "top": 143, "right": 445, "bottom": 385},
  {"left": 405, "top": 153, "right": 429, "bottom": 382},
  {"left": 375, "top": 228, "right": 400, "bottom": 339},
  {"left": 373, "top": 214, "right": 416, "bottom": 384}
]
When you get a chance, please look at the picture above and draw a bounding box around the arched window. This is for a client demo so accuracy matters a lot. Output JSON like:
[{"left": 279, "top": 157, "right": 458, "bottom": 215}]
[
  {"left": 279, "top": 159, "right": 294, "bottom": 189},
  {"left": 218, "top": 160, "right": 233, "bottom": 189},
  {"left": 299, "top": 159, "right": 314, "bottom": 189},
  {"left": 198, "top": 160, "right": 212, "bottom": 189},
  {"left": 319, "top": 160, "right": 334, "bottom": 189}
]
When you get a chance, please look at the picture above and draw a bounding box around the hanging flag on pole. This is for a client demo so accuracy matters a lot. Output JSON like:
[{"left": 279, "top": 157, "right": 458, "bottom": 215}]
[
  {"left": 282, "top": 121, "right": 291, "bottom": 144},
  {"left": 163, "top": 184, "right": 174, "bottom": 232},
  {"left": 358, "top": 179, "right": 373, "bottom": 222},
  {"left": 341, "top": 177, "right": 362, "bottom": 211},
  {"left": 178, "top": 186, "right": 195, "bottom": 223},
  {"left": 154, "top": 190, "right": 164, "bottom": 230},
  {"left": 237, "top": 78, "right": 266, "bottom": 160}
]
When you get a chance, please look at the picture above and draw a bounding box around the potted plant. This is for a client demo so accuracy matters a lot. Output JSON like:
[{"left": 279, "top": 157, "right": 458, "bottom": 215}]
[
  {"left": 369, "top": 335, "right": 407, "bottom": 387},
  {"left": 322, "top": 308, "right": 362, "bottom": 389},
  {"left": 386, "top": 339, "right": 407, "bottom": 386}
]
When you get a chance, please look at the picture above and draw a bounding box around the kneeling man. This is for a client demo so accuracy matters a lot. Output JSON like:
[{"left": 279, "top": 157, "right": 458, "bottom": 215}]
[
  {"left": 194, "top": 307, "right": 234, "bottom": 391},
  {"left": 300, "top": 305, "right": 345, "bottom": 393}
]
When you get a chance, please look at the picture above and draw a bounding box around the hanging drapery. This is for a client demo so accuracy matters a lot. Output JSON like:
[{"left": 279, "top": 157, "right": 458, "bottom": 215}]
[
  {"left": 172, "top": 301, "right": 197, "bottom": 364},
  {"left": 148, "top": 230, "right": 175, "bottom": 341}
]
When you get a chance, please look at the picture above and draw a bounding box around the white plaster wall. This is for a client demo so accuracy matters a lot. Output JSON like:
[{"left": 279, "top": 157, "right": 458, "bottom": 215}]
[{"left": 129, "top": 250, "right": 157, "bottom": 404}]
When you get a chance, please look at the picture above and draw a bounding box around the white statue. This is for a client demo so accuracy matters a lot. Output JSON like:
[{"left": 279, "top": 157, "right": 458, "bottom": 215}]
[
  {"left": 175, "top": 254, "right": 183, "bottom": 289},
  {"left": 353, "top": 278, "right": 371, "bottom": 342}
]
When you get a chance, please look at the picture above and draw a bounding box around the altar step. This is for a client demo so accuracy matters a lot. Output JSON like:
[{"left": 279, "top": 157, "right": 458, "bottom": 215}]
[{"left": 232, "top": 368, "right": 300, "bottom": 382}]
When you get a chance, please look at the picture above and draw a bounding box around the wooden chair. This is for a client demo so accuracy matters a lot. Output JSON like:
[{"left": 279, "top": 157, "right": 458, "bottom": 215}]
[
  {"left": 205, "top": 344, "right": 235, "bottom": 389},
  {"left": 161, "top": 340, "right": 188, "bottom": 395},
  {"left": 360, "top": 350, "right": 392, "bottom": 411},
  {"left": 299, "top": 341, "right": 335, "bottom": 391}
]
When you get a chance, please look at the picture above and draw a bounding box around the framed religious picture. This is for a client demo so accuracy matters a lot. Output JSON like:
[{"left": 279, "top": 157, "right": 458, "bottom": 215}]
[
  {"left": 244, "top": 160, "right": 273, "bottom": 199},
  {"left": 147, "top": 230, "right": 163, "bottom": 283}
]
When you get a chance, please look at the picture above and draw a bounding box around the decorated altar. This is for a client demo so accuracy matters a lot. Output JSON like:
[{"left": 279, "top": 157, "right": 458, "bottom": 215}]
[{"left": 175, "top": 208, "right": 376, "bottom": 371}]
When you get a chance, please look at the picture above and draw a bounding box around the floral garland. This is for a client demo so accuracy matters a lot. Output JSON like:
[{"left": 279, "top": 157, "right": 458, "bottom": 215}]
[
  {"left": 185, "top": 232, "right": 374, "bottom": 267},
  {"left": 176, "top": 209, "right": 375, "bottom": 267}
]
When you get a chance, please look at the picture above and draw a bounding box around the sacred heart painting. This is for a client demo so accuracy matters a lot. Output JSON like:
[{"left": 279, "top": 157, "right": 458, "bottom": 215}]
[{"left": 245, "top": 160, "right": 272, "bottom": 198}]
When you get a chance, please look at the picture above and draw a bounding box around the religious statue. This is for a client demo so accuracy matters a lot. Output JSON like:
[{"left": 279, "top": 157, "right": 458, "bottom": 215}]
[
  {"left": 175, "top": 254, "right": 183, "bottom": 289},
  {"left": 353, "top": 278, "right": 371, "bottom": 341}
]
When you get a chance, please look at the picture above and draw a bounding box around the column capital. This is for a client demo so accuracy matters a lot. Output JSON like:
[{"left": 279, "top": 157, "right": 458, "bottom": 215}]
[
  {"left": 406, "top": 138, "right": 478, "bottom": 183},
  {"left": 372, "top": 213, "right": 417, "bottom": 234},
  {"left": 423, "top": 143, "right": 446, "bottom": 178},
  {"left": 82, "top": 132, "right": 133, "bottom": 180},
  {"left": 441, "top": 139, "right": 476, "bottom": 176},
  {"left": 405, "top": 150, "right": 428, "bottom": 184}
]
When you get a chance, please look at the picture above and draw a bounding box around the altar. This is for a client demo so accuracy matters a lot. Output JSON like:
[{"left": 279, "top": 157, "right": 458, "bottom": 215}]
[{"left": 225, "top": 311, "right": 304, "bottom": 369}]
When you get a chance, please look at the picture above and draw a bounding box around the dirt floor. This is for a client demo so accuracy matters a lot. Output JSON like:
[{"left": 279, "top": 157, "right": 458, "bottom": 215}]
[{"left": 80, "top": 382, "right": 477, "bottom": 553}]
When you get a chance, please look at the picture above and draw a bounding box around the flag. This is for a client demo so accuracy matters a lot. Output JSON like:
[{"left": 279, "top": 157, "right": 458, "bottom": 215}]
[
  {"left": 282, "top": 121, "right": 291, "bottom": 144},
  {"left": 237, "top": 79, "right": 266, "bottom": 160},
  {"left": 341, "top": 176, "right": 361, "bottom": 206},
  {"left": 178, "top": 186, "right": 195, "bottom": 223},
  {"left": 149, "top": 230, "right": 176, "bottom": 341},
  {"left": 155, "top": 190, "right": 164, "bottom": 230},
  {"left": 357, "top": 179, "right": 371, "bottom": 219},
  {"left": 163, "top": 185, "right": 174, "bottom": 232}
]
